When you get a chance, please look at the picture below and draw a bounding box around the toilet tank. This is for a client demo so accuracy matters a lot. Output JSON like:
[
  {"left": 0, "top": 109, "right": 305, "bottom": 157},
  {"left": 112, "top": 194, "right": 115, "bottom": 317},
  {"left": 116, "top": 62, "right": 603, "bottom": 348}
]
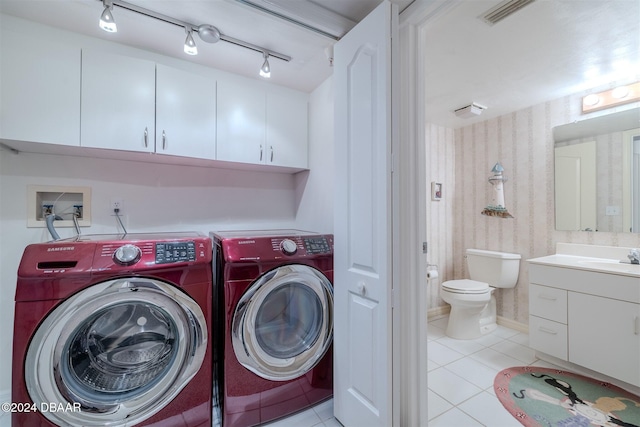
[{"left": 466, "top": 249, "right": 521, "bottom": 288}]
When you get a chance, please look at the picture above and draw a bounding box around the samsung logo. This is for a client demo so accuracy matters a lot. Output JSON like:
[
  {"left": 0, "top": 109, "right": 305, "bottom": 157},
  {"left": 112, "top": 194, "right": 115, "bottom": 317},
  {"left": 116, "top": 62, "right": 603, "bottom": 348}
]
[
  {"left": 238, "top": 240, "right": 255, "bottom": 244},
  {"left": 47, "top": 246, "right": 75, "bottom": 252}
]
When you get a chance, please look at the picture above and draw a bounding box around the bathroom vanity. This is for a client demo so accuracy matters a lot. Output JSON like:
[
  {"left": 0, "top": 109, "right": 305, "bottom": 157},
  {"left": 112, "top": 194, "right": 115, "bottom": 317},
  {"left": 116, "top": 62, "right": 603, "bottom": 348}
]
[{"left": 528, "top": 244, "right": 640, "bottom": 389}]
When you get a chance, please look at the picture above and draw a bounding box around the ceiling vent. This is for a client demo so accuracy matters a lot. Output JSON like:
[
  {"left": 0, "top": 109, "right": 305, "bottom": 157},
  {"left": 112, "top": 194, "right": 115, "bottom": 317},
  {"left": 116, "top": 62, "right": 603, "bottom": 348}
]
[
  {"left": 480, "top": 0, "right": 536, "bottom": 25},
  {"left": 454, "top": 103, "right": 487, "bottom": 119}
]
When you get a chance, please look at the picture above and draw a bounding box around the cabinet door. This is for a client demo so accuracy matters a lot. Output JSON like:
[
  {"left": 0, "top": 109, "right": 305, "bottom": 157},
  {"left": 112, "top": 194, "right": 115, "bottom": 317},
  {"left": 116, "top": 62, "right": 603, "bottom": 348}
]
[
  {"left": 216, "top": 79, "right": 265, "bottom": 164},
  {"left": 1, "top": 28, "right": 80, "bottom": 146},
  {"left": 568, "top": 292, "right": 640, "bottom": 387},
  {"left": 81, "top": 50, "right": 155, "bottom": 152},
  {"left": 266, "top": 89, "right": 308, "bottom": 168},
  {"left": 156, "top": 64, "right": 216, "bottom": 159}
]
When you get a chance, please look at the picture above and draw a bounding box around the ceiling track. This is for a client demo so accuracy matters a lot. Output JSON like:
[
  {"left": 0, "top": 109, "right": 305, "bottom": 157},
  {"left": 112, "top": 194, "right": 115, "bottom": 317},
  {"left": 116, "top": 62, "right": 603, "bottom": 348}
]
[
  {"left": 480, "top": 0, "right": 536, "bottom": 25},
  {"left": 105, "top": 0, "right": 292, "bottom": 61},
  {"left": 233, "top": 0, "right": 342, "bottom": 41}
]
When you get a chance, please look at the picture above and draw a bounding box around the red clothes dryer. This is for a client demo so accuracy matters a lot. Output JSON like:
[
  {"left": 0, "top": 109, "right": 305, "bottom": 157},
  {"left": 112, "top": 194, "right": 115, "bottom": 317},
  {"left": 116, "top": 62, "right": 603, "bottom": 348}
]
[
  {"left": 211, "top": 230, "right": 333, "bottom": 427},
  {"left": 12, "top": 233, "right": 213, "bottom": 427}
]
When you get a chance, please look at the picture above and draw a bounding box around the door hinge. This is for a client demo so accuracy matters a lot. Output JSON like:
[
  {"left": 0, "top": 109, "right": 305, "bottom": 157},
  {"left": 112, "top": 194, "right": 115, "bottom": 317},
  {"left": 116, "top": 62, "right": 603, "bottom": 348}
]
[{"left": 422, "top": 241, "right": 428, "bottom": 254}]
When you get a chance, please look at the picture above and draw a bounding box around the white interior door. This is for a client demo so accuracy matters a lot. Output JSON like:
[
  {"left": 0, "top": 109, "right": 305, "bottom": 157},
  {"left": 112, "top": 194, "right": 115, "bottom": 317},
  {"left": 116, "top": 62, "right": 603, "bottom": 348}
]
[
  {"left": 334, "top": 2, "right": 395, "bottom": 426},
  {"left": 554, "top": 141, "right": 596, "bottom": 231}
]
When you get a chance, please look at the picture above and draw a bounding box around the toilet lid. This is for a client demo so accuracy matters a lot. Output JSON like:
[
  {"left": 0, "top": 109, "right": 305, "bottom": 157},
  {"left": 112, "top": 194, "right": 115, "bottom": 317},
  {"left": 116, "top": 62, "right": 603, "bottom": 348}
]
[{"left": 442, "top": 279, "right": 489, "bottom": 294}]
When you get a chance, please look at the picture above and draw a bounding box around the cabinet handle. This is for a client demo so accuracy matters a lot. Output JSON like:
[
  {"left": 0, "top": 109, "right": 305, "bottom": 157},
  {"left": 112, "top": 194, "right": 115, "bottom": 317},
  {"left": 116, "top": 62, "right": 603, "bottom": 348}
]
[
  {"left": 270, "top": 145, "right": 274, "bottom": 162},
  {"left": 162, "top": 130, "right": 167, "bottom": 150},
  {"left": 538, "top": 326, "right": 558, "bottom": 335},
  {"left": 635, "top": 316, "right": 639, "bottom": 335},
  {"left": 144, "top": 127, "right": 148, "bottom": 147},
  {"left": 260, "top": 145, "right": 263, "bottom": 161},
  {"left": 539, "top": 294, "right": 557, "bottom": 301}
]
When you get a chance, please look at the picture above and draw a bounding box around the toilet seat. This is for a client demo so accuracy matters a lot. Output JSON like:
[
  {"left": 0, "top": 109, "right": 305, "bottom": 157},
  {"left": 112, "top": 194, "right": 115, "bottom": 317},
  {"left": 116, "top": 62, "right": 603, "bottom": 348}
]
[{"left": 442, "top": 279, "right": 489, "bottom": 294}]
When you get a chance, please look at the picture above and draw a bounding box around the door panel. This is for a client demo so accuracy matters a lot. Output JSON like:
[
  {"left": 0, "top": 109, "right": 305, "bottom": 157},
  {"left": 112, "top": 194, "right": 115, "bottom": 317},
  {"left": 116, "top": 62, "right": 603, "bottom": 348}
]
[
  {"left": 554, "top": 141, "right": 596, "bottom": 231},
  {"left": 334, "top": 2, "right": 395, "bottom": 426}
]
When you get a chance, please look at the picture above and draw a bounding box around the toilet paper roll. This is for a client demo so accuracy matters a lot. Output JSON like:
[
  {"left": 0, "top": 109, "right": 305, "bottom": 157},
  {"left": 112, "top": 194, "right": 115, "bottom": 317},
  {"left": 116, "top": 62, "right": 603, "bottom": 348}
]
[{"left": 427, "top": 269, "right": 439, "bottom": 280}]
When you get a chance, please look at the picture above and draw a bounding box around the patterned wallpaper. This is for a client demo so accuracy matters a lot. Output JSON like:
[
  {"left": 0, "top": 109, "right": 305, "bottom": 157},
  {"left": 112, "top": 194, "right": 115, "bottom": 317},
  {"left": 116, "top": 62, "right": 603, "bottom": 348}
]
[{"left": 425, "top": 93, "right": 640, "bottom": 326}]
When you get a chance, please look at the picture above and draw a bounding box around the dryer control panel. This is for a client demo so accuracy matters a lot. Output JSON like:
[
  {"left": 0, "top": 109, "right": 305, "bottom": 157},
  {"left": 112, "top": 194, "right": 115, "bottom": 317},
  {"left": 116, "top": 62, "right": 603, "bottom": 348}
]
[{"left": 215, "top": 232, "right": 333, "bottom": 262}]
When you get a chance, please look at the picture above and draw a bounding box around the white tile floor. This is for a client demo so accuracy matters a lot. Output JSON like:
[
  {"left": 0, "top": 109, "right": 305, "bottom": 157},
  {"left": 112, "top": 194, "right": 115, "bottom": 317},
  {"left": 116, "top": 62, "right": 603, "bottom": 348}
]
[{"left": 266, "top": 315, "right": 563, "bottom": 427}]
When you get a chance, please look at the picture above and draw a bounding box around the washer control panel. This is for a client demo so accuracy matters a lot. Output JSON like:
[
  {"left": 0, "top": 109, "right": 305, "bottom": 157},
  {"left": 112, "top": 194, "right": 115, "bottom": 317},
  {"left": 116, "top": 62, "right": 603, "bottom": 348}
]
[
  {"left": 280, "top": 239, "right": 298, "bottom": 255},
  {"left": 155, "top": 241, "right": 196, "bottom": 264},
  {"left": 303, "top": 236, "right": 331, "bottom": 254},
  {"left": 113, "top": 244, "right": 142, "bottom": 266}
]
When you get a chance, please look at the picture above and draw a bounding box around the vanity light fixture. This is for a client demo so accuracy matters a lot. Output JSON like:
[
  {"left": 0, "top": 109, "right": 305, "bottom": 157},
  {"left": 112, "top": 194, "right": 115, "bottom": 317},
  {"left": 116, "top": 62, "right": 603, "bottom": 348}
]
[
  {"left": 259, "top": 52, "right": 271, "bottom": 78},
  {"left": 582, "top": 81, "right": 640, "bottom": 113},
  {"left": 96, "top": 0, "right": 291, "bottom": 74},
  {"left": 184, "top": 27, "right": 198, "bottom": 56},
  {"left": 99, "top": 0, "right": 117, "bottom": 33}
]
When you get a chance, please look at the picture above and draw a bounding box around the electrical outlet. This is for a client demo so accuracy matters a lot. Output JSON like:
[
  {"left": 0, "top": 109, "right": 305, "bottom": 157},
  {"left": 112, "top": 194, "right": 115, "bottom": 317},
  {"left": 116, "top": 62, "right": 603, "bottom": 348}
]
[{"left": 111, "top": 198, "right": 123, "bottom": 211}]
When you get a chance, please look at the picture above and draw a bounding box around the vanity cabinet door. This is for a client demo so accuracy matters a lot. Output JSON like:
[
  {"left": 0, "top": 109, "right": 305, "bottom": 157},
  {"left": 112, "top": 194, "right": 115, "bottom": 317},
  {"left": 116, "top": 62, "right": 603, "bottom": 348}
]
[
  {"left": 568, "top": 292, "right": 640, "bottom": 387},
  {"left": 81, "top": 50, "right": 156, "bottom": 152}
]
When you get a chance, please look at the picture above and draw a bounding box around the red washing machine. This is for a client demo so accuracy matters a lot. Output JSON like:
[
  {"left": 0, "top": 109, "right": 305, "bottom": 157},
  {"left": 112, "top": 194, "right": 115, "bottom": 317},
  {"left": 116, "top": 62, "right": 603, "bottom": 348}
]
[
  {"left": 12, "top": 232, "right": 213, "bottom": 427},
  {"left": 211, "top": 230, "right": 333, "bottom": 427}
]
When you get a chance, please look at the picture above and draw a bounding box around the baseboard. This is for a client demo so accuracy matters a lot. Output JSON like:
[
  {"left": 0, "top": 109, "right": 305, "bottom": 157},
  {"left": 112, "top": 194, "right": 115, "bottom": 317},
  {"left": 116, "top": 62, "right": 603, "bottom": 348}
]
[
  {"left": 427, "top": 305, "right": 450, "bottom": 320},
  {"left": 496, "top": 316, "right": 528, "bottom": 334}
]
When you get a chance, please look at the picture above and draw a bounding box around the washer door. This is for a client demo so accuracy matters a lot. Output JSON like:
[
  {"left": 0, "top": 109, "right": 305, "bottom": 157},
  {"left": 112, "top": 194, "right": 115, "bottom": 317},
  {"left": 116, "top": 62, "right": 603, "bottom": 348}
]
[
  {"left": 232, "top": 264, "right": 333, "bottom": 381},
  {"left": 25, "top": 277, "right": 207, "bottom": 427}
]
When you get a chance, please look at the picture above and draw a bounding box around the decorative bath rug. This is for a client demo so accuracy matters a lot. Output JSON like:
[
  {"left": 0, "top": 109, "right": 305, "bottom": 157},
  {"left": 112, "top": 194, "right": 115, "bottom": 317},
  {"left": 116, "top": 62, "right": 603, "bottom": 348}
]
[{"left": 494, "top": 366, "right": 640, "bottom": 427}]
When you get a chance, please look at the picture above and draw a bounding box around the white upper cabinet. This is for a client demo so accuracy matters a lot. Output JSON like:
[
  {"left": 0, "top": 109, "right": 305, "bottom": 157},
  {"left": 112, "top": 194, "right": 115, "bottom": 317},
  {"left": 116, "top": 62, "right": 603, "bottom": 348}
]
[
  {"left": 1, "top": 15, "right": 307, "bottom": 173},
  {"left": 217, "top": 77, "right": 308, "bottom": 169},
  {"left": 81, "top": 50, "right": 156, "bottom": 152},
  {"left": 0, "top": 25, "right": 80, "bottom": 146},
  {"left": 156, "top": 64, "right": 216, "bottom": 159},
  {"left": 266, "top": 88, "right": 308, "bottom": 168},
  {"left": 216, "top": 78, "right": 266, "bottom": 164}
]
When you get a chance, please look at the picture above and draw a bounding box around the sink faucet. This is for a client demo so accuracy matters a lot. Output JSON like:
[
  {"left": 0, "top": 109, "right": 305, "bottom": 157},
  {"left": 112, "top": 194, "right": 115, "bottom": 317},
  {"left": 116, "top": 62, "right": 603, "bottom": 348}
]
[{"left": 628, "top": 248, "right": 640, "bottom": 265}]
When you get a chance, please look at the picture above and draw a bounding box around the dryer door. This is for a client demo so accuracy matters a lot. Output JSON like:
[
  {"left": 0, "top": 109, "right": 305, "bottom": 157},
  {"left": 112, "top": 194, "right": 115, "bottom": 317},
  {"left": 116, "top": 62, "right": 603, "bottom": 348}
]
[
  {"left": 232, "top": 264, "right": 333, "bottom": 381},
  {"left": 25, "top": 277, "right": 207, "bottom": 427}
]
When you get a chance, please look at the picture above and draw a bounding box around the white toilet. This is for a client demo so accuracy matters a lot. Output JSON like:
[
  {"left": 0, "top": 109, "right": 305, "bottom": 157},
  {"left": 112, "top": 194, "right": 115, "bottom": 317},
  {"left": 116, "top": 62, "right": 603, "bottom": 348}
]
[{"left": 440, "top": 249, "right": 521, "bottom": 339}]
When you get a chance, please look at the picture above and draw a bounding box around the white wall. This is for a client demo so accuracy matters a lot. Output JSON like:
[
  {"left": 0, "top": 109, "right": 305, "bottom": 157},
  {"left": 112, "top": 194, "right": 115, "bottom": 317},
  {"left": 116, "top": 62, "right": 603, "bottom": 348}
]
[{"left": 295, "top": 77, "right": 334, "bottom": 233}]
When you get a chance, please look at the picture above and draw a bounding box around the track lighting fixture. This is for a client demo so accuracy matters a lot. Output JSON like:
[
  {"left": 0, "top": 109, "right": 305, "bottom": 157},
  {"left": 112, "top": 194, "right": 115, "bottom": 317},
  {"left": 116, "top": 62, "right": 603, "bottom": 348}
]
[
  {"left": 99, "top": 0, "right": 117, "bottom": 33},
  {"left": 95, "top": 0, "right": 291, "bottom": 76},
  {"left": 184, "top": 27, "right": 198, "bottom": 55},
  {"left": 259, "top": 52, "right": 271, "bottom": 78}
]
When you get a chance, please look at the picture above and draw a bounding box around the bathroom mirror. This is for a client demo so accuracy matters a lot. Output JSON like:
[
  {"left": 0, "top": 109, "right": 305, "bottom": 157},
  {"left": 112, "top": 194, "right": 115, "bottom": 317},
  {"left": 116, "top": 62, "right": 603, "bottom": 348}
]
[{"left": 553, "top": 107, "right": 640, "bottom": 233}]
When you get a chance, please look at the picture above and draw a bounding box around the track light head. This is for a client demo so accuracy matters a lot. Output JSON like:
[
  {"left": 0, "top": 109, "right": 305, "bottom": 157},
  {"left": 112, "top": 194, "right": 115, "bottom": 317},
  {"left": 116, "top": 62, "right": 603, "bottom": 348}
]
[
  {"left": 259, "top": 52, "right": 271, "bottom": 78},
  {"left": 197, "top": 24, "right": 221, "bottom": 43},
  {"left": 99, "top": 0, "right": 117, "bottom": 33},
  {"left": 184, "top": 27, "right": 198, "bottom": 55}
]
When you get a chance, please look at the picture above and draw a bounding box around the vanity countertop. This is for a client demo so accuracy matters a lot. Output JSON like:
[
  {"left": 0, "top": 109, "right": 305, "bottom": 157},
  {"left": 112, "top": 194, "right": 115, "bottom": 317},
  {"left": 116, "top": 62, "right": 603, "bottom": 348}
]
[
  {"left": 528, "top": 243, "right": 640, "bottom": 278},
  {"left": 528, "top": 253, "right": 640, "bottom": 278}
]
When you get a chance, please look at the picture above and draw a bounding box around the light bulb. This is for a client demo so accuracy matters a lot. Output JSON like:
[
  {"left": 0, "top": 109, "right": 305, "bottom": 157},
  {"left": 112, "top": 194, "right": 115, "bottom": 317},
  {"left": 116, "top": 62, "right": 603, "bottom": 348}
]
[
  {"left": 99, "top": 2, "right": 117, "bottom": 33},
  {"left": 583, "top": 94, "right": 600, "bottom": 106},
  {"left": 259, "top": 53, "right": 271, "bottom": 78},
  {"left": 184, "top": 29, "right": 198, "bottom": 55},
  {"left": 611, "top": 86, "right": 630, "bottom": 99}
]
